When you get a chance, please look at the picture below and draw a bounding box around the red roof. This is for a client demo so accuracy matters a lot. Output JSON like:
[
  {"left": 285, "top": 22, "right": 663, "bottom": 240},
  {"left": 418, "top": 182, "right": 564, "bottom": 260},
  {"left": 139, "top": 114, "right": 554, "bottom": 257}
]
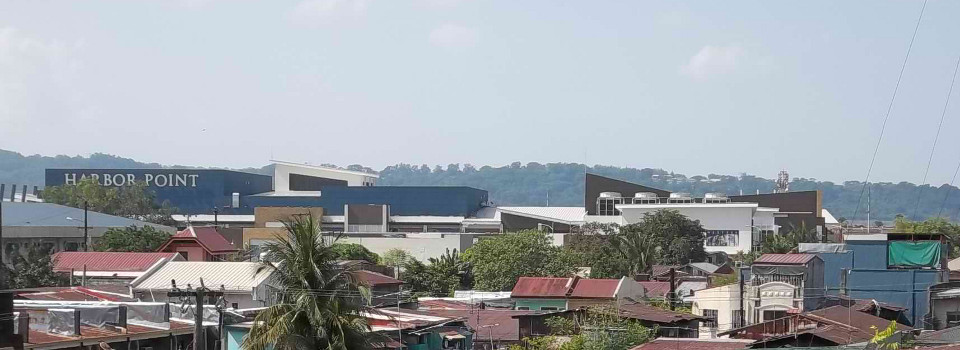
[
  {"left": 511, "top": 277, "right": 576, "bottom": 298},
  {"left": 26, "top": 320, "right": 192, "bottom": 346},
  {"left": 570, "top": 278, "right": 620, "bottom": 298},
  {"left": 639, "top": 281, "right": 671, "bottom": 298},
  {"left": 631, "top": 338, "right": 753, "bottom": 350},
  {"left": 420, "top": 309, "right": 537, "bottom": 342},
  {"left": 352, "top": 270, "right": 403, "bottom": 287},
  {"left": 16, "top": 287, "right": 132, "bottom": 302},
  {"left": 52, "top": 252, "right": 179, "bottom": 272},
  {"left": 753, "top": 253, "right": 818, "bottom": 265},
  {"left": 158, "top": 226, "right": 239, "bottom": 254},
  {"left": 418, "top": 299, "right": 475, "bottom": 310}
]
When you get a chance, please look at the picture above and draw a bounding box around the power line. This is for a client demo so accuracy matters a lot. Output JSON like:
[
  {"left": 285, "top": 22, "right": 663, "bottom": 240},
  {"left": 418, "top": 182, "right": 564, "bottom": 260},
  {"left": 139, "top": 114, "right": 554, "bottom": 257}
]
[
  {"left": 916, "top": 51, "right": 960, "bottom": 220},
  {"left": 853, "top": 0, "right": 928, "bottom": 222}
]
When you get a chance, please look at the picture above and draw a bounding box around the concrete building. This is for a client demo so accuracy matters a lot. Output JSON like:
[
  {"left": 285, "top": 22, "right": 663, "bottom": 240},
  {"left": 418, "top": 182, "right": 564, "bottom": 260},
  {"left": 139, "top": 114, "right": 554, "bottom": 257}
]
[
  {"left": 0, "top": 202, "right": 175, "bottom": 265},
  {"left": 687, "top": 284, "right": 744, "bottom": 338},
  {"left": 131, "top": 261, "right": 276, "bottom": 309},
  {"left": 748, "top": 254, "right": 825, "bottom": 318}
]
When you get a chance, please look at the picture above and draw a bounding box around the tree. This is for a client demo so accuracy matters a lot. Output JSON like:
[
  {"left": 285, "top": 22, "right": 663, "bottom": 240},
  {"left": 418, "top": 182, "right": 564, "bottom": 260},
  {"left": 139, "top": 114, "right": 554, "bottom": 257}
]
[
  {"left": 463, "top": 231, "right": 576, "bottom": 291},
  {"left": 7, "top": 245, "right": 67, "bottom": 288},
  {"left": 380, "top": 248, "right": 412, "bottom": 269},
  {"left": 243, "top": 215, "right": 375, "bottom": 350},
  {"left": 564, "top": 233, "right": 630, "bottom": 279},
  {"left": 331, "top": 243, "right": 380, "bottom": 264},
  {"left": 42, "top": 177, "right": 178, "bottom": 225},
  {"left": 616, "top": 210, "right": 705, "bottom": 274},
  {"left": 400, "top": 249, "right": 473, "bottom": 297},
  {"left": 893, "top": 216, "right": 960, "bottom": 258},
  {"left": 93, "top": 225, "right": 171, "bottom": 252}
]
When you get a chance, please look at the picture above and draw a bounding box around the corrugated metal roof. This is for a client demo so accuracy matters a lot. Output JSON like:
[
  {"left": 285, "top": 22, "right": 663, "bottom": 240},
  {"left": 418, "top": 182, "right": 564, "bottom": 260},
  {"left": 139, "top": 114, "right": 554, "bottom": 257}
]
[
  {"left": 0, "top": 202, "right": 171, "bottom": 229},
  {"left": 807, "top": 305, "right": 912, "bottom": 333},
  {"left": 631, "top": 338, "right": 753, "bottom": 350},
  {"left": 618, "top": 302, "right": 707, "bottom": 323},
  {"left": 651, "top": 265, "right": 685, "bottom": 277},
  {"left": 131, "top": 261, "right": 274, "bottom": 292},
  {"left": 687, "top": 262, "right": 721, "bottom": 274},
  {"left": 421, "top": 309, "right": 536, "bottom": 341},
  {"left": 754, "top": 253, "right": 818, "bottom": 265},
  {"left": 497, "top": 207, "right": 586, "bottom": 224},
  {"left": 570, "top": 278, "right": 619, "bottom": 298},
  {"left": 52, "top": 252, "right": 179, "bottom": 273},
  {"left": 511, "top": 277, "right": 574, "bottom": 298},
  {"left": 639, "top": 281, "right": 671, "bottom": 298},
  {"left": 162, "top": 226, "right": 239, "bottom": 253},
  {"left": 352, "top": 270, "right": 402, "bottom": 286}
]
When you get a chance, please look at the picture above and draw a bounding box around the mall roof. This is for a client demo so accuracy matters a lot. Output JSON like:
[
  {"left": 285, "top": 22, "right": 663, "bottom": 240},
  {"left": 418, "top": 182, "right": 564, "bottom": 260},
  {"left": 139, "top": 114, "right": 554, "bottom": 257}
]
[
  {"left": 271, "top": 159, "right": 380, "bottom": 178},
  {"left": 753, "top": 253, "right": 818, "bottom": 265},
  {"left": 497, "top": 207, "right": 586, "bottom": 225},
  {"left": 131, "top": 261, "right": 275, "bottom": 292},
  {"left": 0, "top": 201, "right": 170, "bottom": 229},
  {"left": 52, "top": 252, "right": 180, "bottom": 273}
]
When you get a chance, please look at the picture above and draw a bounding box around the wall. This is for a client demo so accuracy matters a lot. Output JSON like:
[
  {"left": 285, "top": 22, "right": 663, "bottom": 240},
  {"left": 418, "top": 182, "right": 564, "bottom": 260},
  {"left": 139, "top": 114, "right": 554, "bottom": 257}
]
[
  {"left": 617, "top": 205, "right": 757, "bottom": 255},
  {"left": 273, "top": 162, "right": 375, "bottom": 190},
  {"left": 253, "top": 207, "right": 323, "bottom": 227},
  {"left": 160, "top": 242, "right": 208, "bottom": 262},
  {"left": 330, "top": 233, "right": 486, "bottom": 262},
  {"left": 45, "top": 169, "right": 273, "bottom": 215},
  {"left": 514, "top": 298, "right": 567, "bottom": 311},
  {"left": 244, "top": 186, "right": 488, "bottom": 216},
  {"left": 688, "top": 284, "right": 741, "bottom": 339},
  {"left": 500, "top": 213, "right": 573, "bottom": 233},
  {"left": 729, "top": 191, "right": 824, "bottom": 234},
  {"left": 847, "top": 269, "right": 945, "bottom": 327},
  {"left": 584, "top": 173, "right": 670, "bottom": 215}
]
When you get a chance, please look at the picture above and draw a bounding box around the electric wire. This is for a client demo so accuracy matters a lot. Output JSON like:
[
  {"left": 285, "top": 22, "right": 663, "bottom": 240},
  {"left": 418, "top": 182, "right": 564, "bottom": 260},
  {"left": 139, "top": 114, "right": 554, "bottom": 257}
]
[
  {"left": 853, "top": 0, "right": 928, "bottom": 222},
  {"left": 916, "top": 51, "right": 960, "bottom": 220}
]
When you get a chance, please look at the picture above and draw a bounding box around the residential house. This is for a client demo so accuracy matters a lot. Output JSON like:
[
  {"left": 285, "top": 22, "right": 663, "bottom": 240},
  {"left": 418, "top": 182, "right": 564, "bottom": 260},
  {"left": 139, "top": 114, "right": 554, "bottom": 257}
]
[
  {"left": 51, "top": 251, "right": 182, "bottom": 285},
  {"left": 156, "top": 226, "right": 240, "bottom": 261},
  {"left": 800, "top": 236, "right": 949, "bottom": 327},
  {"left": 748, "top": 253, "right": 824, "bottom": 321},
  {"left": 721, "top": 305, "right": 913, "bottom": 347},
  {"left": 929, "top": 281, "right": 960, "bottom": 330},
  {"left": 687, "top": 284, "right": 744, "bottom": 339},
  {"left": 131, "top": 261, "right": 276, "bottom": 309},
  {"left": 514, "top": 302, "right": 706, "bottom": 339},
  {"left": 510, "top": 276, "right": 645, "bottom": 311},
  {"left": 418, "top": 308, "right": 537, "bottom": 350},
  {"left": 352, "top": 269, "right": 403, "bottom": 306}
]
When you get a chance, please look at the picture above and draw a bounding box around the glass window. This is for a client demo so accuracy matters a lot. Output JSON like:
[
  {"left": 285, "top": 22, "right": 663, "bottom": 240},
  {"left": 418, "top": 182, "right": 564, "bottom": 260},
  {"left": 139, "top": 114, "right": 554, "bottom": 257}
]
[
  {"left": 705, "top": 230, "right": 739, "bottom": 246},
  {"left": 948, "top": 312, "right": 960, "bottom": 326},
  {"left": 64, "top": 242, "right": 80, "bottom": 252},
  {"left": 702, "top": 309, "right": 718, "bottom": 327},
  {"left": 763, "top": 310, "right": 787, "bottom": 321},
  {"left": 732, "top": 310, "right": 744, "bottom": 328}
]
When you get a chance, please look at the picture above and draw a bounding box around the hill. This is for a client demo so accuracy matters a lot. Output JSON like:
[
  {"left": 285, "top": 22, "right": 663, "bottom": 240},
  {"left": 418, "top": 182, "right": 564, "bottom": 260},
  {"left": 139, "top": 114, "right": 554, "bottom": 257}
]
[{"left": 2, "top": 149, "right": 958, "bottom": 222}]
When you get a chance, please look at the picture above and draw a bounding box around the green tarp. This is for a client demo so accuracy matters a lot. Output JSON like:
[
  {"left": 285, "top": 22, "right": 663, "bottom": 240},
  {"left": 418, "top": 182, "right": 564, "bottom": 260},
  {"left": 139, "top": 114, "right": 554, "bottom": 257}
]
[{"left": 888, "top": 241, "right": 941, "bottom": 267}]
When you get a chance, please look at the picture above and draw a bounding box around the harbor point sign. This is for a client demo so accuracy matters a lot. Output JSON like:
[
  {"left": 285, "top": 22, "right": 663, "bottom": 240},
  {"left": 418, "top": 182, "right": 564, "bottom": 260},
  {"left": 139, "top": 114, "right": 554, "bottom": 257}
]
[{"left": 62, "top": 172, "right": 199, "bottom": 187}]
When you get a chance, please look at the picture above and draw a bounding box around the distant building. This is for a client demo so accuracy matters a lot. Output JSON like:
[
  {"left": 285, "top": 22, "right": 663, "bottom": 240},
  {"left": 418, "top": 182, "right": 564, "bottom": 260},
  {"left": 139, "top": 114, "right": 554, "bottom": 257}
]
[
  {"left": 156, "top": 226, "right": 240, "bottom": 261},
  {"left": 0, "top": 202, "right": 175, "bottom": 265}
]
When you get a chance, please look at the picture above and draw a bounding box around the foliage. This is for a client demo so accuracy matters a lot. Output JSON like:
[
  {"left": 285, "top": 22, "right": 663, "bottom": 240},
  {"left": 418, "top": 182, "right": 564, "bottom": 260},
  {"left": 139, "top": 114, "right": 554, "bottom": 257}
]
[
  {"left": 331, "top": 243, "right": 380, "bottom": 264},
  {"left": 243, "top": 215, "right": 375, "bottom": 350},
  {"left": 463, "top": 231, "right": 576, "bottom": 291},
  {"left": 647, "top": 299, "right": 693, "bottom": 315},
  {"left": 870, "top": 320, "right": 902, "bottom": 350},
  {"left": 93, "top": 225, "right": 171, "bottom": 252},
  {"left": 711, "top": 273, "right": 738, "bottom": 287},
  {"left": 570, "top": 305, "right": 655, "bottom": 350},
  {"left": 754, "top": 222, "right": 820, "bottom": 255},
  {"left": 402, "top": 249, "right": 474, "bottom": 297},
  {"left": 563, "top": 233, "right": 630, "bottom": 279},
  {"left": 615, "top": 210, "right": 705, "bottom": 274},
  {"left": 42, "top": 177, "right": 178, "bottom": 225},
  {"left": 380, "top": 248, "right": 412, "bottom": 268},
  {"left": 545, "top": 316, "right": 577, "bottom": 336},
  {"left": 5, "top": 245, "right": 67, "bottom": 288}
]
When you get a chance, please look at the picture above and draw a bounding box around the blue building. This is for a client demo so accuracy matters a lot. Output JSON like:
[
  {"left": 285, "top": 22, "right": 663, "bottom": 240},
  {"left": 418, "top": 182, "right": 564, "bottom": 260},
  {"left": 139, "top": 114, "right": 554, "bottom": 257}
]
[
  {"left": 800, "top": 236, "right": 949, "bottom": 328},
  {"left": 44, "top": 161, "right": 489, "bottom": 217}
]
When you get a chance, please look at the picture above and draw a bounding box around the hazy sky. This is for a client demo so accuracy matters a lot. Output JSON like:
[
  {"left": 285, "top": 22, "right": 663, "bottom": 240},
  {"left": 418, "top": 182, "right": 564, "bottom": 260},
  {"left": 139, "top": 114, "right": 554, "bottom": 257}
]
[{"left": 3, "top": 1, "right": 960, "bottom": 184}]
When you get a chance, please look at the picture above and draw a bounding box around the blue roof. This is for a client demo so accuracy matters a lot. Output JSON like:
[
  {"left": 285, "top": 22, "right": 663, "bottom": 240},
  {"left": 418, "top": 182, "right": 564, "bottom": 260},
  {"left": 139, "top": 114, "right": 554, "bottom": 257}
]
[{"left": 0, "top": 201, "right": 167, "bottom": 228}]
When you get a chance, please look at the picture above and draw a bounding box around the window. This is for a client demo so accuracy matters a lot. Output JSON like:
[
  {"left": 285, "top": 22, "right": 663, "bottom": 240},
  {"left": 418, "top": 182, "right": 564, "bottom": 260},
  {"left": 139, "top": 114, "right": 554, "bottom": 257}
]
[
  {"left": 178, "top": 251, "right": 189, "bottom": 260},
  {"left": 516, "top": 306, "right": 530, "bottom": 311},
  {"left": 705, "top": 230, "right": 739, "bottom": 246},
  {"left": 63, "top": 242, "right": 80, "bottom": 252},
  {"left": 232, "top": 303, "right": 239, "bottom": 309},
  {"left": 763, "top": 310, "right": 787, "bottom": 321},
  {"left": 702, "top": 309, "right": 718, "bottom": 328},
  {"left": 597, "top": 198, "right": 621, "bottom": 216},
  {"left": 540, "top": 307, "right": 559, "bottom": 311},
  {"left": 732, "top": 310, "right": 744, "bottom": 328},
  {"left": 948, "top": 312, "right": 960, "bottom": 327}
]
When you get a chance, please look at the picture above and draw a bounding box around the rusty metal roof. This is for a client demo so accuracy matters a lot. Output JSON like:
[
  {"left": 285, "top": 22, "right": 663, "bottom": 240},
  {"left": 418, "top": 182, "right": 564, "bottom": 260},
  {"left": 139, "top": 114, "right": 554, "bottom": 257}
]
[
  {"left": 511, "top": 277, "right": 575, "bottom": 298},
  {"left": 617, "top": 302, "right": 707, "bottom": 323},
  {"left": 52, "top": 252, "right": 179, "bottom": 273},
  {"left": 753, "top": 253, "right": 818, "bottom": 265},
  {"left": 631, "top": 338, "right": 753, "bottom": 350},
  {"left": 639, "top": 281, "right": 671, "bottom": 298},
  {"left": 352, "top": 270, "right": 403, "bottom": 287},
  {"left": 570, "top": 278, "right": 620, "bottom": 298}
]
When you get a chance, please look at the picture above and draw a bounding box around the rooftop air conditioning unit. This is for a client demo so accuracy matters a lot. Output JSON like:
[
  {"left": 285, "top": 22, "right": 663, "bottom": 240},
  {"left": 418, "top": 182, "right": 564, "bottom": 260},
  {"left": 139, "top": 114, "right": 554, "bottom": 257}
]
[
  {"left": 599, "top": 192, "right": 622, "bottom": 199},
  {"left": 634, "top": 192, "right": 658, "bottom": 199},
  {"left": 669, "top": 192, "right": 691, "bottom": 199}
]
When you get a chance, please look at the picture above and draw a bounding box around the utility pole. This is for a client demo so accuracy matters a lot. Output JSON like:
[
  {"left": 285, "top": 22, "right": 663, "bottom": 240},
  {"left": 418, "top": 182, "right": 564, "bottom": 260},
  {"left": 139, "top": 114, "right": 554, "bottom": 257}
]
[
  {"left": 83, "top": 200, "right": 89, "bottom": 252},
  {"left": 169, "top": 278, "right": 223, "bottom": 350},
  {"left": 738, "top": 270, "right": 745, "bottom": 327},
  {"left": 668, "top": 268, "right": 676, "bottom": 311},
  {"left": 213, "top": 208, "right": 219, "bottom": 227}
]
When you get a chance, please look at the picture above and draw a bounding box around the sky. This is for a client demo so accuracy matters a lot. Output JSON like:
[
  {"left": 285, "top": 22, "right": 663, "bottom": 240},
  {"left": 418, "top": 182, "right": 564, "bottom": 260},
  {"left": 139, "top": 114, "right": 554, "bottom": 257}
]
[{"left": 3, "top": 1, "right": 960, "bottom": 185}]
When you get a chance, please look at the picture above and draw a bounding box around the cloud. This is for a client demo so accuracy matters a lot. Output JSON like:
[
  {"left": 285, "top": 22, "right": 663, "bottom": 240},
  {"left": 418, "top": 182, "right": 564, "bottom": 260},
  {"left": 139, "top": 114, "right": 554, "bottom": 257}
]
[
  {"left": 428, "top": 24, "right": 478, "bottom": 49},
  {"left": 679, "top": 45, "right": 744, "bottom": 80},
  {"left": 287, "top": 0, "right": 369, "bottom": 26}
]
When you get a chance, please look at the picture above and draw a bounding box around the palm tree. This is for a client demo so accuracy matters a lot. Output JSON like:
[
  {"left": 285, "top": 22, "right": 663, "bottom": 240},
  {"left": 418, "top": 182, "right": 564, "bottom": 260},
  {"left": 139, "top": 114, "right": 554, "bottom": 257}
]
[
  {"left": 242, "top": 215, "right": 375, "bottom": 350},
  {"left": 614, "top": 227, "right": 658, "bottom": 275}
]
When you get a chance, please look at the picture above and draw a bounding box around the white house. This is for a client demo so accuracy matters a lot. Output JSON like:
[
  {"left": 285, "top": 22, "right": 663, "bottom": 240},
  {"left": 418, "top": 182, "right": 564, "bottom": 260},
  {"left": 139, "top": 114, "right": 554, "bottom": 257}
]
[
  {"left": 130, "top": 261, "right": 276, "bottom": 309},
  {"left": 687, "top": 284, "right": 743, "bottom": 339}
]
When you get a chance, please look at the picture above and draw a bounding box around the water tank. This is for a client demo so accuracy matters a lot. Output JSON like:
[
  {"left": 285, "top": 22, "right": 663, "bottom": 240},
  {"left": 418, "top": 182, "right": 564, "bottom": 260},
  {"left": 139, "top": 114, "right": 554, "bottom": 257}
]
[{"left": 599, "top": 192, "right": 622, "bottom": 198}]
